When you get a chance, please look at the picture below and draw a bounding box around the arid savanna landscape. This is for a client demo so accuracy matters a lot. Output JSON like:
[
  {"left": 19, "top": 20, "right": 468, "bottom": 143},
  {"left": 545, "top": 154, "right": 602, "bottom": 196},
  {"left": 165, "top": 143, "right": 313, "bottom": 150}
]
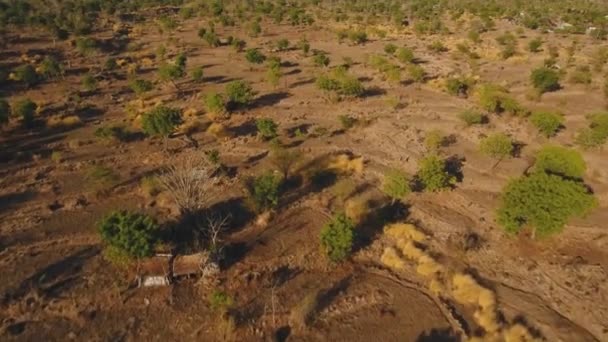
[{"left": 1, "top": 1, "right": 608, "bottom": 341}]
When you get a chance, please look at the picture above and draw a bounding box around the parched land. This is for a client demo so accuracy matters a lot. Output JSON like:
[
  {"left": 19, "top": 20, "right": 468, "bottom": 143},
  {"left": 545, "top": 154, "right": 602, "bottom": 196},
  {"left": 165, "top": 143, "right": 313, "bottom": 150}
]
[{"left": 1, "top": 1, "right": 608, "bottom": 341}]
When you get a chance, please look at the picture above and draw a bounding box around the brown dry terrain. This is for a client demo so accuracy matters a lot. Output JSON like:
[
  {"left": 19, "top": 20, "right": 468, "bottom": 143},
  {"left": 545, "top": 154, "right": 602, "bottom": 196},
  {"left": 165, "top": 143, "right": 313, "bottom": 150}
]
[{"left": 1, "top": 5, "right": 608, "bottom": 342}]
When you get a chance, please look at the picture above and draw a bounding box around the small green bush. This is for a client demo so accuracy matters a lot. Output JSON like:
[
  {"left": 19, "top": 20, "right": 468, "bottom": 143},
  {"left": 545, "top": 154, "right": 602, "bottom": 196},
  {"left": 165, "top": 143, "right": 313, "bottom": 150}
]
[
  {"left": 209, "top": 290, "right": 234, "bottom": 311},
  {"left": 424, "top": 130, "right": 445, "bottom": 151},
  {"left": 534, "top": 145, "right": 586, "bottom": 179},
  {"left": 320, "top": 213, "right": 355, "bottom": 262},
  {"left": 427, "top": 41, "right": 448, "bottom": 53},
  {"left": 98, "top": 211, "right": 158, "bottom": 258},
  {"left": 382, "top": 169, "right": 411, "bottom": 203},
  {"left": 141, "top": 106, "right": 183, "bottom": 138},
  {"left": 446, "top": 77, "right": 472, "bottom": 97},
  {"left": 246, "top": 171, "right": 281, "bottom": 212},
  {"left": 86, "top": 165, "right": 119, "bottom": 189},
  {"left": 12, "top": 98, "right": 37, "bottom": 127},
  {"left": 158, "top": 54, "right": 187, "bottom": 83},
  {"left": 480, "top": 133, "right": 514, "bottom": 159},
  {"left": 12, "top": 64, "right": 39, "bottom": 87},
  {"left": 497, "top": 172, "right": 596, "bottom": 237},
  {"left": 276, "top": 38, "right": 290, "bottom": 51},
  {"left": 408, "top": 65, "right": 425, "bottom": 83},
  {"left": 191, "top": 67, "right": 204, "bottom": 83},
  {"left": 396, "top": 47, "right": 415, "bottom": 64},
  {"left": 568, "top": 65, "right": 592, "bottom": 85},
  {"left": 477, "top": 84, "right": 527, "bottom": 116},
  {"left": 40, "top": 56, "right": 63, "bottom": 79},
  {"left": 528, "top": 38, "right": 543, "bottom": 53},
  {"left": 129, "top": 79, "right": 154, "bottom": 96},
  {"left": 82, "top": 73, "right": 97, "bottom": 92},
  {"left": 575, "top": 112, "right": 608, "bottom": 149},
  {"left": 529, "top": 111, "right": 563, "bottom": 137},
  {"left": 338, "top": 115, "right": 357, "bottom": 130},
  {"left": 347, "top": 30, "right": 367, "bottom": 45},
  {"left": 204, "top": 92, "right": 227, "bottom": 115},
  {"left": 417, "top": 155, "right": 455, "bottom": 192},
  {"left": 530, "top": 67, "right": 560, "bottom": 93},
  {"left": 298, "top": 39, "right": 310, "bottom": 54},
  {"left": 312, "top": 52, "right": 330, "bottom": 67},
  {"left": 384, "top": 43, "right": 397, "bottom": 55},
  {"left": 245, "top": 48, "right": 266, "bottom": 64},
  {"left": 94, "top": 125, "right": 128, "bottom": 142},
  {"left": 256, "top": 118, "right": 278, "bottom": 140},
  {"left": 225, "top": 80, "right": 255, "bottom": 107},
  {"left": 459, "top": 110, "right": 485, "bottom": 126},
  {"left": 75, "top": 37, "right": 98, "bottom": 56}
]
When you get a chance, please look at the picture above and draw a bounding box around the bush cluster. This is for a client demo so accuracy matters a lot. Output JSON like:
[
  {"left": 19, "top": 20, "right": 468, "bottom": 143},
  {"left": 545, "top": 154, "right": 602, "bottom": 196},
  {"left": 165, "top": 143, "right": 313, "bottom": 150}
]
[{"left": 320, "top": 213, "right": 355, "bottom": 262}]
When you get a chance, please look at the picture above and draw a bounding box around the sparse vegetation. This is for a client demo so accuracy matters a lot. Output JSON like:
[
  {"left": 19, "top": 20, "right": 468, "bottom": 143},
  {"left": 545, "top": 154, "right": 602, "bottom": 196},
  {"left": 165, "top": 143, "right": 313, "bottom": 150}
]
[
  {"left": 529, "top": 111, "right": 563, "bottom": 137},
  {"left": 12, "top": 98, "right": 37, "bottom": 127},
  {"left": 225, "top": 80, "right": 255, "bottom": 108},
  {"left": 382, "top": 169, "right": 411, "bottom": 203},
  {"left": 246, "top": 171, "right": 281, "bottom": 213},
  {"left": 141, "top": 106, "right": 183, "bottom": 139},
  {"left": 531, "top": 67, "right": 560, "bottom": 94},
  {"left": 480, "top": 133, "right": 514, "bottom": 159},
  {"left": 417, "top": 155, "right": 455, "bottom": 192},
  {"left": 320, "top": 213, "right": 355, "bottom": 262},
  {"left": 98, "top": 211, "right": 158, "bottom": 259},
  {"left": 256, "top": 118, "right": 278, "bottom": 140},
  {"left": 534, "top": 146, "right": 586, "bottom": 179},
  {"left": 459, "top": 110, "right": 485, "bottom": 126}
]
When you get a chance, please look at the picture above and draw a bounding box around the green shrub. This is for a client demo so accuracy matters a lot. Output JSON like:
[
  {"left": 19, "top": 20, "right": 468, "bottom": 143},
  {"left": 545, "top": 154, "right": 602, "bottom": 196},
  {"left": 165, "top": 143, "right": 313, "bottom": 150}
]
[
  {"left": 575, "top": 112, "right": 608, "bottom": 149},
  {"left": 347, "top": 30, "right": 367, "bottom": 45},
  {"left": 424, "top": 130, "right": 445, "bottom": 151},
  {"left": 129, "top": 79, "right": 154, "bottom": 96},
  {"left": 98, "top": 211, "right": 158, "bottom": 258},
  {"left": 477, "top": 84, "right": 527, "bottom": 116},
  {"left": 204, "top": 92, "right": 227, "bottom": 115},
  {"left": 497, "top": 172, "right": 596, "bottom": 238},
  {"left": 338, "top": 115, "right": 357, "bottom": 130},
  {"left": 459, "top": 110, "right": 485, "bottom": 126},
  {"left": 529, "top": 111, "right": 563, "bottom": 137},
  {"left": 209, "top": 290, "right": 234, "bottom": 311},
  {"left": 94, "top": 125, "right": 128, "bottom": 142},
  {"left": 158, "top": 54, "right": 187, "bottom": 83},
  {"left": 141, "top": 106, "right": 183, "bottom": 138},
  {"left": 75, "top": 37, "right": 98, "bottom": 56},
  {"left": 446, "top": 77, "right": 472, "bottom": 97},
  {"left": 297, "top": 39, "right": 310, "bottom": 54},
  {"left": 396, "top": 47, "right": 415, "bottom": 64},
  {"left": 534, "top": 146, "right": 586, "bottom": 179},
  {"left": 246, "top": 171, "right": 281, "bottom": 212},
  {"left": 417, "top": 155, "right": 455, "bottom": 192},
  {"left": 191, "top": 67, "right": 204, "bottom": 83},
  {"left": 256, "top": 118, "right": 278, "bottom": 140},
  {"left": 320, "top": 213, "right": 354, "bottom": 262},
  {"left": 12, "top": 64, "right": 38, "bottom": 87},
  {"left": 0, "top": 99, "right": 10, "bottom": 126},
  {"left": 480, "top": 133, "right": 514, "bottom": 159},
  {"left": 225, "top": 80, "right": 255, "bottom": 107},
  {"left": 231, "top": 38, "right": 246, "bottom": 52},
  {"left": 384, "top": 43, "right": 397, "bottom": 55},
  {"left": 382, "top": 169, "right": 411, "bottom": 203},
  {"left": 427, "top": 41, "right": 448, "bottom": 53},
  {"left": 202, "top": 29, "right": 220, "bottom": 47},
  {"left": 528, "top": 38, "right": 543, "bottom": 52},
  {"left": 40, "top": 56, "right": 63, "bottom": 80},
  {"left": 276, "top": 38, "right": 290, "bottom": 51},
  {"left": 312, "top": 52, "right": 330, "bottom": 67},
  {"left": 12, "top": 98, "right": 36, "bottom": 127},
  {"left": 316, "top": 69, "right": 364, "bottom": 99},
  {"left": 86, "top": 165, "right": 119, "bottom": 189},
  {"left": 568, "top": 65, "right": 592, "bottom": 85},
  {"left": 530, "top": 67, "right": 560, "bottom": 93},
  {"left": 82, "top": 73, "right": 97, "bottom": 92},
  {"left": 408, "top": 65, "right": 425, "bottom": 83},
  {"left": 245, "top": 48, "right": 266, "bottom": 64}
]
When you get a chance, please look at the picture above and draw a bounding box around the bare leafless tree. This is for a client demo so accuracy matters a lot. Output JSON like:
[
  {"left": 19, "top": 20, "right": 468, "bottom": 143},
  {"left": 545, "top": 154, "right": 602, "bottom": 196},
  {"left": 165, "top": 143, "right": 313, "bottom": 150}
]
[{"left": 158, "top": 152, "right": 218, "bottom": 214}]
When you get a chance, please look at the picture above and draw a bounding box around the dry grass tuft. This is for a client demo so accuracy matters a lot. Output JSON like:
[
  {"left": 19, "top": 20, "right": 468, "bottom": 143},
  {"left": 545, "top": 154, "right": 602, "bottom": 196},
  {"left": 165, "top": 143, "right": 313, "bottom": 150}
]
[
  {"left": 327, "top": 154, "right": 364, "bottom": 174},
  {"left": 416, "top": 255, "right": 445, "bottom": 277},
  {"left": 46, "top": 115, "right": 83, "bottom": 129},
  {"left": 381, "top": 247, "right": 405, "bottom": 270},
  {"left": 396, "top": 239, "right": 425, "bottom": 260},
  {"left": 344, "top": 197, "right": 369, "bottom": 224},
  {"left": 384, "top": 223, "right": 427, "bottom": 243},
  {"left": 207, "top": 122, "right": 232, "bottom": 139}
]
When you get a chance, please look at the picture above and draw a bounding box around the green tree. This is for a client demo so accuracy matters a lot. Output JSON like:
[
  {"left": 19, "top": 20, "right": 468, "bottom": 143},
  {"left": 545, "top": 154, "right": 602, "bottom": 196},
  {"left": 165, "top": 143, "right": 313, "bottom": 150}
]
[
  {"left": 158, "top": 53, "right": 187, "bottom": 86},
  {"left": 497, "top": 172, "right": 596, "bottom": 238},
  {"left": 129, "top": 79, "right": 154, "bottom": 97},
  {"left": 191, "top": 67, "right": 204, "bottom": 83},
  {"left": 204, "top": 92, "right": 227, "bottom": 116},
  {"left": 382, "top": 169, "right": 411, "bottom": 203},
  {"left": 256, "top": 118, "right": 278, "bottom": 140},
  {"left": 529, "top": 111, "right": 563, "bottom": 137},
  {"left": 12, "top": 98, "right": 37, "bottom": 127},
  {"left": 417, "top": 155, "right": 455, "bottom": 192},
  {"left": 534, "top": 145, "right": 586, "bottom": 179},
  {"left": 246, "top": 171, "right": 281, "bottom": 212},
  {"left": 98, "top": 211, "right": 158, "bottom": 258},
  {"left": 245, "top": 48, "right": 266, "bottom": 65},
  {"left": 225, "top": 80, "right": 255, "bottom": 108},
  {"left": 141, "top": 106, "right": 183, "bottom": 140},
  {"left": 320, "top": 213, "right": 355, "bottom": 262},
  {"left": 480, "top": 133, "right": 514, "bottom": 159}
]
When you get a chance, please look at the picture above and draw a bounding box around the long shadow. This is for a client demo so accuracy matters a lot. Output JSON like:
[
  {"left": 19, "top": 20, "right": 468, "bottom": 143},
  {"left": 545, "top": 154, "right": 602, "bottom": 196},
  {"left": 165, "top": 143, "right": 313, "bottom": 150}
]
[
  {"left": 230, "top": 119, "right": 257, "bottom": 138},
  {"left": 2, "top": 246, "right": 100, "bottom": 304},
  {"left": 203, "top": 75, "right": 235, "bottom": 84},
  {"left": 354, "top": 201, "right": 410, "bottom": 253},
  {"left": 250, "top": 91, "right": 291, "bottom": 109},
  {"left": 362, "top": 86, "right": 387, "bottom": 98},
  {"left": 0, "top": 190, "right": 37, "bottom": 216},
  {"left": 289, "top": 78, "right": 315, "bottom": 89},
  {"left": 416, "top": 328, "right": 461, "bottom": 342},
  {"left": 284, "top": 68, "right": 302, "bottom": 76},
  {"left": 315, "top": 275, "right": 352, "bottom": 315}
]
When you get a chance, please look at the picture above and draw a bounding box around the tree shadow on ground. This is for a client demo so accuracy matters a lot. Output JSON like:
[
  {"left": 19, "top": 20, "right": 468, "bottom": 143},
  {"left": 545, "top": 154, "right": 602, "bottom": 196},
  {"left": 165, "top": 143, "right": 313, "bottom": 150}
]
[
  {"left": 354, "top": 200, "right": 410, "bottom": 253},
  {"left": 416, "top": 328, "right": 462, "bottom": 342},
  {"left": 250, "top": 92, "right": 291, "bottom": 109}
]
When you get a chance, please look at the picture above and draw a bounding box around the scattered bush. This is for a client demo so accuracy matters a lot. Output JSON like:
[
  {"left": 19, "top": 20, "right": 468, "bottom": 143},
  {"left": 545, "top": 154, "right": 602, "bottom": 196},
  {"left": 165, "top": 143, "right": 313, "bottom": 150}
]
[
  {"left": 427, "top": 41, "right": 448, "bottom": 53},
  {"left": 425, "top": 130, "right": 445, "bottom": 151},
  {"left": 382, "top": 169, "right": 411, "bottom": 203},
  {"left": 417, "top": 155, "right": 455, "bottom": 192},
  {"left": 209, "top": 290, "right": 234, "bottom": 311},
  {"left": 98, "top": 211, "right": 158, "bottom": 258},
  {"left": 276, "top": 38, "right": 290, "bottom": 51},
  {"left": 316, "top": 68, "right": 364, "bottom": 99},
  {"left": 191, "top": 67, "right": 204, "bottom": 83},
  {"left": 129, "top": 79, "right": 154, "bottom": 97},
  {"left": 534, "top": 146, "right": 586, "bottom": 179},
  {"left": 320, "top": 213, "right": 355, "bottom": 262},
  {"left": 568, "top": 65, "right": 592, "bottom": 85},
  {"left": 347, "top": 30, "right": 367, "bottom": 45},
  {"left": 384, "top": 43, "right": 397, "bottom": 55},
  {"left": 245, "top": 48, "right": 266, "bottom": 65},
  {"left": 446, "top": 77, "right": 473, "bottom": 97},
  {"left": 204, "top": 92, "right": 227, "bottom": 116},
  {"left": 12, "top": 64, "right": 38, "bottom": 87},
  {"left": 12, "top": 98, "right": 37, "bottom": 127},
  {"left": 94, "top": 125, "right": 128, "bottom": 142},
  {"left": 82, "top": 73, "right": 97, "bottom": 92},
  {"left": 459, "top": 110, "right": 485, "bottom": 126},
  {"left": 497, "top": 172, "right": 596, "bottom": 238},
  {"left": 297, "top": 39, "right": 310, "bottom": 55},
  {"left": 408, "top": 64, "right": 425, "bottom": 83},
  {"left": 530, "top": 67, "right": 560, "bottom": 93},
  {"left": 39, "top": 56, "right": 63, "bottom": 80},
  {"left": 529, "top": 111, "right": 563, "bottom": 137},
  {"left": 312, "top": 52, "right": 330, "bottom": 67},
  {"left": 141, "top": 106, "right": 183, "bottom": 138},
  {"left": 477, "top": 84, "right": 527, "bottom": 116},
  {"left": 256, "top": 118, "right": 278, "bottom": 140},
  {"left": 480, "top": 133, "right": 514, "bottom": 159},
  {"left": 246, "top": 171, "right": 281, "bottom": 212},
  {"left": 528, "top": 38, "right": 543, "bottom": 53},
  {"left": 338, "top": 115, "right": 357, "bottom": 130},
  {"left": 396, "top": 47, "right": 415, "bottom": 64},
  {"left": 75, "top": 37, "right": 98, "bottom": 56},
  {"left": 225, "top": 80, "right": 255, "bottom": 108},
  {"left": 575, "top": 112, "right": 608, "bottom": 149},
  {"left": 158, "top": 53, "right": 187, "bottom": 84},
  {"left": 86, "top": 165, "right": 119, "bottom": 189}
]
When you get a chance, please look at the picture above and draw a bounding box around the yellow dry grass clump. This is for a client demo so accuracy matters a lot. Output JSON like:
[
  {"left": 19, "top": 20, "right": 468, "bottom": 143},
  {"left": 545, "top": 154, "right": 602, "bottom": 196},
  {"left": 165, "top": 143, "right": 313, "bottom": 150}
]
[
  {"left": 396, "top": 239, "right": 425, "bottom": 260},
  {"left": 344, "top": 197, "right": 368, "bottom": 224},
  {"left": 416, "top": 255, "right": 445, "bottom": 277},
  {"left": 380, "top": 247, "right": 405, "bottom": 270},
  {"left": 384, "top": 223, "right": 427, "bottom": 243},
  {"left": 46, "top": 115, "right": 83, "bottom": 129},
  {"left": 327, "top": 154, "right": 364, "bottom": 174},
  {"left": 207, "top": 122, "right": 231, "bottom": 139}
]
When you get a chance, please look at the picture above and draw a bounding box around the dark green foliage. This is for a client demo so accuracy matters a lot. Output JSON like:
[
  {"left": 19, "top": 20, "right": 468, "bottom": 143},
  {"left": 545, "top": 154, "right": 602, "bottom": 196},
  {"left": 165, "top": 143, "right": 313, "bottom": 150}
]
[
  {"left": 497, "top": 172, "right": 596, "bottom": 237},
  {"left": 129, "top": 79, "right": 154, "bottom": 96},
  {"left": 204, "top": 92, "right": 227, "bottom": 115},
  {"left": 98, "top": 211, "right": 158, "bottom": 258},
  {"left": 12, "top": 98, "right": 36, "bottom": 127},
  {"left": 459, "top": 110, "right": 485, "bottom": 126},
  {"left": 480, "top": 133, "right": 514, "bottom": 159},
  {"left": 530, "top": 67, "right": 560, "bottom": 93},
  {"left": 529, "top": 111, "right": 563, "bottom": 137},
  {"left": 12, "top": 64, "right": 38, "bottom": 87},
  {"left": 0, "top": 99, "right": 10, "bottom": 126},
  {"left": 225, "top": 80, "right": 255, "bottom": 107},
  {"left": 94, "top": 125, "right": 128, "bottom": 142},
  {"left": 320, "top": 213, "right": 354, "bottom": 262},
  {"left": 245, "top": 48, "right": 266, "bottom": 64},
  {"left": 256, "top": 118, "right": 278, "bottom": 140},
  {"left": 141, "top": 106, "right": 182, "bottom": 138},
  {"left": 158, "top": 54, "right": 187, "bottom": 83},
  {"left": 382, "top": 169, "right": 411, "bottom": 202},
  {"left": 246, "top": 171, "right": 281, "bottom": 212},
  {"left": 446, "top": 77, "right": 473, "bottom": 97},
  {"left": 417, "top": 155, "right": 456, "bottom": 192},
  {"left": 534, "top": 145, "right": 586, "bottom": 179},
  {"left": 40, "top": 56, "right": 63, "bottom": 80}
]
